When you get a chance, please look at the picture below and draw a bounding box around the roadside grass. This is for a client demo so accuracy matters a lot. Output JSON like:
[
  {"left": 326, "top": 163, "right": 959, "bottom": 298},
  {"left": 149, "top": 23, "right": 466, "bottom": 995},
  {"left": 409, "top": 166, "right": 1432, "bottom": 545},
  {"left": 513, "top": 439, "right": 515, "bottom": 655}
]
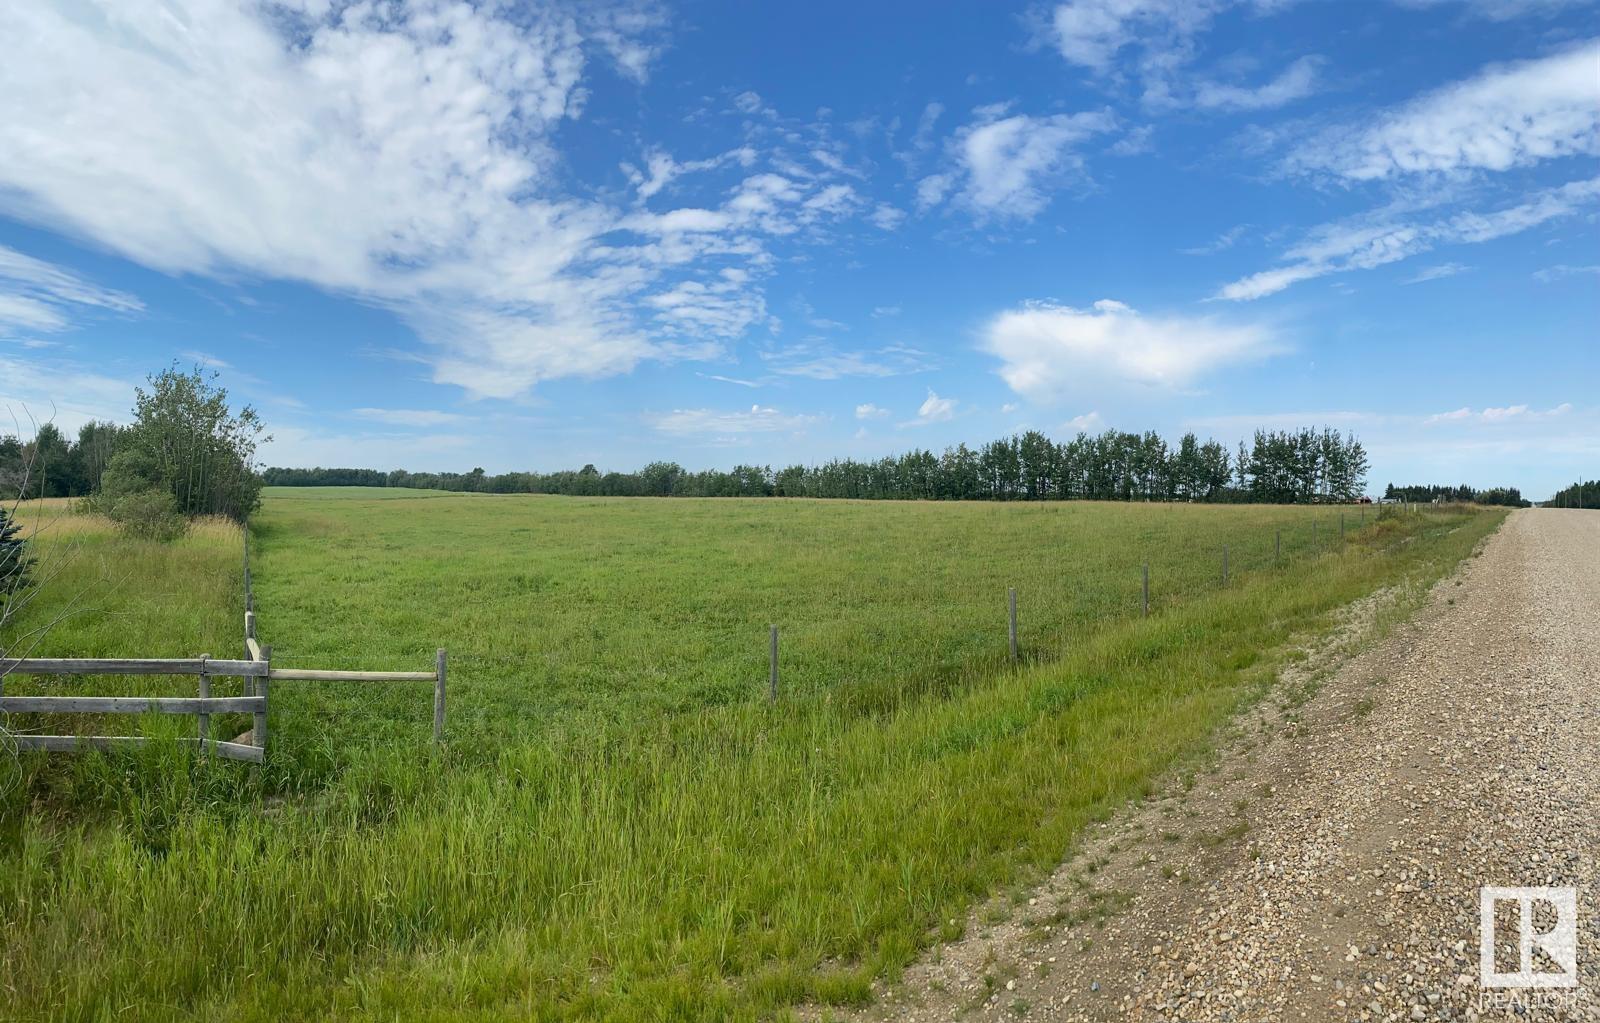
[{"left": 0, "top": 494, "right": 1503, "bottom": 1020}]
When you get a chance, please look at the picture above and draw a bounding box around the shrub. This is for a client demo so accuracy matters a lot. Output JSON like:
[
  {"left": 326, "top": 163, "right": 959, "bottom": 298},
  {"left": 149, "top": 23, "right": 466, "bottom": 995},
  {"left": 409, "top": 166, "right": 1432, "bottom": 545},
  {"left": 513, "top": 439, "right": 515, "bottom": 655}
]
[{"left": 106, "top": 488, "right": 187, "bottom": 542}]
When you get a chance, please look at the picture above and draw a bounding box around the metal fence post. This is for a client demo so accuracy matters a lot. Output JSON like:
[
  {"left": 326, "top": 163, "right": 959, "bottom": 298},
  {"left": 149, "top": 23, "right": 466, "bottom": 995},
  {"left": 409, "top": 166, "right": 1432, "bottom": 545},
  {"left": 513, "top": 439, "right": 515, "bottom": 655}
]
[
  {"left": 1275, "top": 528, "right": 1281, "bottom": 560},
  {"left": 1142, "top": 563, "right": 1150, "bottom": 617},
  {"left": 1222, "top": 545, "right": 1229, "bottom": 585}
]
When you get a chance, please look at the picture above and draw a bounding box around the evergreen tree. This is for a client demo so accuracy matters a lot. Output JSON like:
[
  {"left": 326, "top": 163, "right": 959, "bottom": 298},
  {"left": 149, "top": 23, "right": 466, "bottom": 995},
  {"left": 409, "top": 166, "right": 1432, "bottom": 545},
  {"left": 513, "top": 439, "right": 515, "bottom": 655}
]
[{"left": 0, "top": 504, "right": 28, "bottom": 611}]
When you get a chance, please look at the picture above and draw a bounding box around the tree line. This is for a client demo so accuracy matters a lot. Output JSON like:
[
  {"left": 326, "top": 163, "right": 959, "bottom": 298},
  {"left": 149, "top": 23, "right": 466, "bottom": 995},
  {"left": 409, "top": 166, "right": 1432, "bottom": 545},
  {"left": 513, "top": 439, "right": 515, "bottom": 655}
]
[
  {"left": 1, "top": 367, "right": 268, "bottom": 534},
  {"left": 266, "top": 426, "right": 1373, "bottom": 503},
  {"left": 1545, "top": 479, "right": 1596, "bottom": 508},
  {"left": 1382, "top": 483, "right": 1531, "bottom": 508}
]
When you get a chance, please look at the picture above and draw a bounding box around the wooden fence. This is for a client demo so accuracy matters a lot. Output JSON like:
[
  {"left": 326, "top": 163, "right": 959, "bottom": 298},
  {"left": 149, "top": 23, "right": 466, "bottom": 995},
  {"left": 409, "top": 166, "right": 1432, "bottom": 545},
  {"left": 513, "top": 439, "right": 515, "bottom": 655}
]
[
  {"left": 0, "top": 529, "right": 447, "bottom": 764},
  {"left": 0, "top": 657, "right": 269, "bottom": 763}
]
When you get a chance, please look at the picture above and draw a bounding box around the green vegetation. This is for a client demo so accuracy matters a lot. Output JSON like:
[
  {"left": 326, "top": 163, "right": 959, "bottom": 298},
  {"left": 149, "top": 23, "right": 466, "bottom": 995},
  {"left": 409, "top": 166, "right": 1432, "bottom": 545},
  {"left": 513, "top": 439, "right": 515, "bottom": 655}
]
[
  {"left": 1384, "top": 482, "right": 1531, "bottom": 507},
  {"left": 1544, "top": 478, "right": 1596, "bottom": 509},
  {"left": 263, "top": 423, "right": 1370, "bottom": 502},
  {"left": 1, "top": 365, "right": 267, "bottom": 525},
  {"left": 0, "top": 491, "right": 1503, "bottom": 1021}
]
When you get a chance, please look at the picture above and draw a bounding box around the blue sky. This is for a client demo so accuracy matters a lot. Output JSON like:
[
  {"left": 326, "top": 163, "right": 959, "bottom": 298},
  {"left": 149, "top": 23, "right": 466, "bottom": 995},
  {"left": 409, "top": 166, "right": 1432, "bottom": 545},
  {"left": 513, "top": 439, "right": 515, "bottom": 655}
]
[{"left": 0, "top": 0, "right": 1596, "bottom": 498}]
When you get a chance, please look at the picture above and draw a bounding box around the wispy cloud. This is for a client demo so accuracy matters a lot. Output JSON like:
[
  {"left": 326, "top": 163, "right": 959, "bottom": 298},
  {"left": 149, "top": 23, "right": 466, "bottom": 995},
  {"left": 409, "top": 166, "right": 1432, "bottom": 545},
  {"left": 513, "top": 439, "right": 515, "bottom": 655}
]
[
  {"left": 1402, "top": 262, "right": 1471, "bottom": 284},
  {"left": 762, "top": 343, "right": 933, "bottom": 380},
  {"left": 1181, "top": 225, "right": 1248, "bottom": 256},
  {"left": 0, "top": 3, "right": 886, "bottom": 402},
  {"left": 1533, "top": 263, "right": 1600, "bottom": 282},
  {"left": 1425, "top": 402, "right": 1572, "bottom": 424},
  {"left": 1216, "top": 175, "right": 1600, "bottom": 300},
  {"left": 1192, "top": 56, "right": 1323, "bottom": 112},
  {"left": 855, "top": 403, "right": 891, "bottom": 419},
  {"left": 352, "top": 408, "right": 469, "bottom": 427},
  {"left": 1286, "top": 41, "right": 1600, "bottom": 181},
  {"left": 0, "top": 244, "right": 142, "bottom": 335},
  {"left": 648, "top": 404, "right": 821, "bottom": 436}
]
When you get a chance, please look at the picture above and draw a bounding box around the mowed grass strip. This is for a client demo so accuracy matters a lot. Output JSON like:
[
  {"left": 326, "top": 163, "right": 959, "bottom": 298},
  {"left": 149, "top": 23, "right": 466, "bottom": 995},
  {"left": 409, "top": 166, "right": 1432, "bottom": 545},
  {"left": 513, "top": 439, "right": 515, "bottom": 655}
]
[{"left": 0, "top": 495, "right": 1502, "bottom": 1021}]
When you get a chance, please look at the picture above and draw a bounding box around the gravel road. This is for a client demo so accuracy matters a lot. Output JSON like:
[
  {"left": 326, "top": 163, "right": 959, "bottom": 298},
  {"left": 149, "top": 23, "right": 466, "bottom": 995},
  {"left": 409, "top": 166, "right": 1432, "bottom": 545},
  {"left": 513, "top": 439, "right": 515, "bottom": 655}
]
[{"left": 846, "top": 508, "right": 1598, "bottom": 1023}]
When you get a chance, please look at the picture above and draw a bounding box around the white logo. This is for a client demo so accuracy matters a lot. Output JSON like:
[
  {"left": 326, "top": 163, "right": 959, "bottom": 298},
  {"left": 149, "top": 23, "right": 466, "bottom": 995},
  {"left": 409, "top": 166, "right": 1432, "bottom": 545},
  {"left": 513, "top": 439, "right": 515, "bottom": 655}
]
[{"left": 1479, "top": 886, "right": 1578, "bottom": 989}]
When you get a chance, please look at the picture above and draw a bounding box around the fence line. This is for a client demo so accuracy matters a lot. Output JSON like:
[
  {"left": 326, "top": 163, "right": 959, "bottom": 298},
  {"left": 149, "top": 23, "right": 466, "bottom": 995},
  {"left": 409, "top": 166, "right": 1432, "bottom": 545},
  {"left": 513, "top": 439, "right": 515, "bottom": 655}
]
[{"left": 0, "top": 527, "right": 446, "bottom": 766}]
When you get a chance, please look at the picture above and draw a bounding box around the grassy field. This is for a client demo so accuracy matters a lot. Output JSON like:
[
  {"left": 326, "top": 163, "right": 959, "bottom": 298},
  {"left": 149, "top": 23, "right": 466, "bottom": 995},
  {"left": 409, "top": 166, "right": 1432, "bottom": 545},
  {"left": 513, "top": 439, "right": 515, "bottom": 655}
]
[{"left": 0, "top": 491, "right": 1503, "bottom": 1021}]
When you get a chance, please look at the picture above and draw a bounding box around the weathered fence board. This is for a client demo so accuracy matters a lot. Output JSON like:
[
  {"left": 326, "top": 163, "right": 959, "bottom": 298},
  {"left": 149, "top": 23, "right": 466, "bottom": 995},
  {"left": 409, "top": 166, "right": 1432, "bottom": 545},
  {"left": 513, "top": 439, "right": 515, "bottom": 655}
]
[
  {"left": 0, "top": 658, "right": 267, "bottom": 677},
  {"left": 0, "top": 696, "right": 263, "bottom": 715},
  {"left": 268, "top": 667, "right": 436, "bottom": 681}
]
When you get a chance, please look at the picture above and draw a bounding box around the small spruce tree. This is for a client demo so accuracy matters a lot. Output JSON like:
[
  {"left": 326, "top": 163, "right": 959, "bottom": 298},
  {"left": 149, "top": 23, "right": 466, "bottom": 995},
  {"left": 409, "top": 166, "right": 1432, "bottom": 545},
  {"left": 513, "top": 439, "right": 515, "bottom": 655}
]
[{"left": 0, "top": 505, "right": 28, "bottom": 611}]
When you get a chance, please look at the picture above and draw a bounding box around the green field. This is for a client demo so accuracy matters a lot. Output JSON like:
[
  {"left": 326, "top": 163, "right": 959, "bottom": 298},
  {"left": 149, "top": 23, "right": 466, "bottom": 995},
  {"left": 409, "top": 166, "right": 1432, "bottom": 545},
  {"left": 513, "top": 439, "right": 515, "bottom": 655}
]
[{"left": 0, "top": 491, "right": 1503, "bottom": 1021}]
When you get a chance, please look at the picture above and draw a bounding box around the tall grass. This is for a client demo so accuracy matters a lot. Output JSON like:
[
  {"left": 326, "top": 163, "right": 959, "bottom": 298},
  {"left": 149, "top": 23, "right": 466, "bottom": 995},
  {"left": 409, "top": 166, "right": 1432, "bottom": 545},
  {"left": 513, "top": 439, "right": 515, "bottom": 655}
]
[{"left": 0, "top": 493, "right": 1503, "bottom": 1020}]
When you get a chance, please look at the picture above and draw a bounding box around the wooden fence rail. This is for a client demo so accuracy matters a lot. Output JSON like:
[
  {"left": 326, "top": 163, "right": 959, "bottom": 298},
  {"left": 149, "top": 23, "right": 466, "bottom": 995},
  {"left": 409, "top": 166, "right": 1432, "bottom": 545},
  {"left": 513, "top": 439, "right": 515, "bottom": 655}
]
[
  {"left": 2, "top": 527, "right": 447, "bottom": 768},
  {"left": 0, "top": 655, "right": 270, "bottom": 764}
]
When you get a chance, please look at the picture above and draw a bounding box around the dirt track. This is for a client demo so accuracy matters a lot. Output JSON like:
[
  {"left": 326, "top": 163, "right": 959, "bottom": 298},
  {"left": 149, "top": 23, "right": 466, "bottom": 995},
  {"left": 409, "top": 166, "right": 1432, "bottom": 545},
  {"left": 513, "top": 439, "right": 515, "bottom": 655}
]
[{"left": 849, "top": 509, "right": 1598, "bottom": 1022}]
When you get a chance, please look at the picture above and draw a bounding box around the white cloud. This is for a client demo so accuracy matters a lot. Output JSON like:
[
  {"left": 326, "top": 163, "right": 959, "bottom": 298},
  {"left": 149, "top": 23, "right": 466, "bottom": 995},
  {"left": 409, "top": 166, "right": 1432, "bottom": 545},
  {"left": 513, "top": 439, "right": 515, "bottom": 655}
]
[
  {"left": 352, "top": 408, "right": 468, "bottom": 427},
  {"left": 868, "top": 204, "right": 907, "bottom": 230},
  {"left": 0, "top": 2, "right": 880, "bottom": 402},
  {"left": 982, "top": 298, "right": 1281, "bottom": 399},
  {"left": 915, "top": 173, "right": 954, "bottom": 212},
  {"left": 1064, "top": 411, "right": 1104, "bottom": 432},
  {"left": 855, "top": 403, "right": 890, "bottom": 420},
  {"left": 0, "top": 244, "right": 142, "bottom": 335},
  {"left": 648, "top": 404, "right": 819, "bottom": 436},
  {"left": 1217, "top": 175, "right": 1600, "bottom": 300},
  {"left": 1288, "top": 41, "right": 1600, "bottom": 181},
  {"left": 944, "top": 106, "right": 1117, "bottom": 220},
  {"left": 1402, "top": 262, "right": 1471, "bottom": 284},
  {"left": 871, "top": 305, "right": 902, "bottom": 318},
  {"left": 1192, "top": 56, "right": 1322, "bottom": 112},
  {"left": 1043, "top": 0, "right": 1225, "bottom": 73},
  {"left": 1040, "top": 1, "right": 1315, "bottom": 112},
  {"left": 1425, "top": 402, "right": 1571, "bottom": 424},
  {"left": 1534, "top": 263, "right": 1600, "bottom": 282},
  {"left": 1001, "top": 402, "right": 1021, "bottom": 414},
  {"left": 902, "top": 390, "right": 958, "bottom": 426}
]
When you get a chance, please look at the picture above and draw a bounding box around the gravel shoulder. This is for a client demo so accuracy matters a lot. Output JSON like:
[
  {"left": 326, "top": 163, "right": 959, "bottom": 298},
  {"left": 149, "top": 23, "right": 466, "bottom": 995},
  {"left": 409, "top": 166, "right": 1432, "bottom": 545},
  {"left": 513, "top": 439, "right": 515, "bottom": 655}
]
[{"left": 841, "top": 508, "right": 1598, "bottom": 1023}]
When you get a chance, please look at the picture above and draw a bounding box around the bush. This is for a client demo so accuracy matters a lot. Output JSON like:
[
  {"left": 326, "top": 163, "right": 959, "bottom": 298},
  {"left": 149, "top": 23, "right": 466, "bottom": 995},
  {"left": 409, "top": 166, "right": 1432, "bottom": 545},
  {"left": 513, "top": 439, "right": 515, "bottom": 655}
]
[{"left": 106, "top": 489, "right": 187, "bottom": 542}]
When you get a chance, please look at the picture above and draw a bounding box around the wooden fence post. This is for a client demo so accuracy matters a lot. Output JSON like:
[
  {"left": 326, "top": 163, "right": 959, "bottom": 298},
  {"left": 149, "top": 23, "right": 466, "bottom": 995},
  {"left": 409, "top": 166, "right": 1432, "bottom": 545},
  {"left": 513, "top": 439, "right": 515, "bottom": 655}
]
[
  {"left": 197, "top": 654, "right": 211, "bottom": 756},
  {"left": 1222, "top": 545, "right": 1229, "bottom": 585},
  {"left": 1142, "top": 564, "right": 1150, "bottom": 617},
  {"left": 1340, "top": 512, "right": 1345, "bottom": 542},
  {"left": 1007, "top": 588, "right": 1018, "bottom": 663},
  {"left": 255, "top": 644, "right": 270, "bottom": 753},
  {"left": 768, "top": 626, "right": 779, "bottom": 701},
  {"left": 434, "top": 648, "right": 447, "bottom": 743},
  {"left": 1275, "top": 528, "right": 1281, "bottom": 560}
]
